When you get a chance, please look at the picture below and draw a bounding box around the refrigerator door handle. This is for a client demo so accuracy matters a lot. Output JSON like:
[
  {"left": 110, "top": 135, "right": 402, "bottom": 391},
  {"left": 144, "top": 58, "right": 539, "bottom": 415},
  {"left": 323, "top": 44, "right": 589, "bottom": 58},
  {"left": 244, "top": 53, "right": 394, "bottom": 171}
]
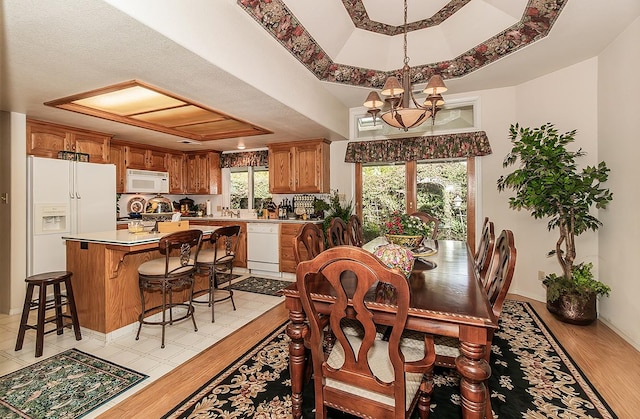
[
  {"left": 74, "top": 162, "right": 81, "bottom": 199},
  {"left": 69, "top": 161, "right": 75, "bottom": 199}
]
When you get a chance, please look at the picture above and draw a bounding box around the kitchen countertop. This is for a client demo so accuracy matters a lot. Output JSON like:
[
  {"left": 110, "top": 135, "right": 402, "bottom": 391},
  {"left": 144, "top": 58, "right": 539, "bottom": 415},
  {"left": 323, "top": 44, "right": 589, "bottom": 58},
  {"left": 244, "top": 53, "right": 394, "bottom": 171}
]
[
  {"left": 116, "top": 216, "right": 324, "bottom": 225},
  {"left": 62, "top": 226, "right": 219, "bottom": 246}
]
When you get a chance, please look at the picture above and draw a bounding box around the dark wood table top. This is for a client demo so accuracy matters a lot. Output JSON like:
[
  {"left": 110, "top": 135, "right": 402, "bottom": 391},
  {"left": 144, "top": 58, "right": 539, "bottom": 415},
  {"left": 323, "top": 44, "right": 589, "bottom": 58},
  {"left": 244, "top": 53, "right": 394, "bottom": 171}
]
[{"left": 281, "top": 240, "right": 498, "bottom": 331}]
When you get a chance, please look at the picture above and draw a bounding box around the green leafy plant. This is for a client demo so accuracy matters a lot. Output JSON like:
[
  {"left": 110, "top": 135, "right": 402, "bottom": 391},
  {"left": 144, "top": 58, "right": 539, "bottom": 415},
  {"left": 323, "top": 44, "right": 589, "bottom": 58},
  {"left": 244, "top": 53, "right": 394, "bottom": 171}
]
[
  {"left": 497, "top": 123, "right": 613, "bottom": 300},
  {"left": 322, "top": 190, "right": 353, "bottom": 237},
  {"left": 381, "top": 211, "right": 432, "bottom": 236},
  {"left": 544, "top": 263, "right": 611, "bottom": 301}
]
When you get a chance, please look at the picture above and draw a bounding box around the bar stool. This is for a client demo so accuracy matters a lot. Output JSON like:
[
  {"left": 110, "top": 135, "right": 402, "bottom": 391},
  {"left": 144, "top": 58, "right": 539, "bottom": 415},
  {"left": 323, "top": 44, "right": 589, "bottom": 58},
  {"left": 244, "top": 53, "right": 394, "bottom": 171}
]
[
  {"left": 136, "top": 229, "right": 203, "bottom": 348},
  {"left": 15, "top": 271, "right": 82, "bottom": 357}
]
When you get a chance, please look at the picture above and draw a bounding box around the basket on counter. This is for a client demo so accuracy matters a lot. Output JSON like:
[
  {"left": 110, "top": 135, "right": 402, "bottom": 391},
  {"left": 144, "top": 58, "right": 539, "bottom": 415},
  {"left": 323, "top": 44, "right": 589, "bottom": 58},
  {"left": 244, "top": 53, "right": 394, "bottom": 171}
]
[{"left": 385, "top": 234, "right": 423, "bottom": 248}]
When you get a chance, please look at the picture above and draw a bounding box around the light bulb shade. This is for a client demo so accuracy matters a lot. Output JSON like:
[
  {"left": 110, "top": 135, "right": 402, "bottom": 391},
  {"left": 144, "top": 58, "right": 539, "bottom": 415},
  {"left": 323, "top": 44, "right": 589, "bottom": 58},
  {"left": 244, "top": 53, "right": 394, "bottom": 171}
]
[
  {"left": 424, "top": 74, "right": 448, "bottom": 95},
  {"left": 363, "top": 91, "right": 384, "bottom": 109},
  {"left": 424, "top": 94, "right": 444, "bottom": 108},
  {"left": 381, "top": 76, "right": 404, "bottom": 97},
  {"left": 381, "top": 108, "right": 431, "bottom": 131}
]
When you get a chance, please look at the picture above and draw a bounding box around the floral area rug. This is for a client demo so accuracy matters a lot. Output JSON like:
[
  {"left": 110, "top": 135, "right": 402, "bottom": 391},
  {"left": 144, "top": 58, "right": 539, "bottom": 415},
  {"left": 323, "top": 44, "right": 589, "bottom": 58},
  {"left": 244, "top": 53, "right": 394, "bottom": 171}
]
[
  {"left": 231, "top": 277, "right": 293, "bottom": 297},
  {"left": 162, "top": 301, "right": 617, "bottom": 418},
  {"left": 0, "top": 348, "right": 147, "bottom": 419}
]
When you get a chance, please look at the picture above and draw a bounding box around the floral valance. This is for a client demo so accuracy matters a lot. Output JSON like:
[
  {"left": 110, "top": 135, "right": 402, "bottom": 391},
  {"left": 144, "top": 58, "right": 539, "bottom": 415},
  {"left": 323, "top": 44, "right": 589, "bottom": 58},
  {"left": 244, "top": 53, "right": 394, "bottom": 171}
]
[
  {"left": 344, "top": 131, "right": 492, "bottom": 163},
  {"left": 220, "top": 150, "right": 269, "bottom": 168}
]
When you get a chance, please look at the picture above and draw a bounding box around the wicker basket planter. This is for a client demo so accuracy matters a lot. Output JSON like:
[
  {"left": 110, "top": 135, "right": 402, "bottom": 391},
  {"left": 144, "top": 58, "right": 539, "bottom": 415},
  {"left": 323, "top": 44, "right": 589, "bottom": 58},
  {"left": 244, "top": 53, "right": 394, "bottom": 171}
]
[{"left": 385, "top": 234, "right": 423, "bottom": 248}]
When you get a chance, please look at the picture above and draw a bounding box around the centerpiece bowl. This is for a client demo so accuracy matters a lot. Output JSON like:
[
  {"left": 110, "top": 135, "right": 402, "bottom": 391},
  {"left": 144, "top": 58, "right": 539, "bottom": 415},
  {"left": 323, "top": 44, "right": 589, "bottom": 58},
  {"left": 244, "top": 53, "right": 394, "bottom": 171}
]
[{"left": 385, "top": 234, "right": 423, "bottom": 248}]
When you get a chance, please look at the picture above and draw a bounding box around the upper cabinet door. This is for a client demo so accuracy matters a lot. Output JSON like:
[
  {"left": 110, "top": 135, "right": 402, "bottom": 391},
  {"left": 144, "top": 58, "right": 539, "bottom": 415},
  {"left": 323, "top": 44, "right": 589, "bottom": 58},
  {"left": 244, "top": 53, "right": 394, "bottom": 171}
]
[
  {"left": 146, "top": 150, "right": 167, "bottom": 172},
  {"left": 268, "top": 139, "right": 330, "bottom": 194},
  {"left": 125, "top": 146, "right": 148, "bottom": 170},
  {"left": 167, "top": 153, "right": 185, "bottom": 194},
  {"left": 109, "top": 143, "right": 126, "bottom": 193},
  {"left": 27, "top": 122, "right": 70, "bottom": 159},
  {"left": 268, "top": 146, "right": 293, "bottom": 193},
  {"left": 71, "top": 132, "right": 110, "bottom": 164},
  {"left": 295, "top": 142, "right": 323, "bottom": 193}
]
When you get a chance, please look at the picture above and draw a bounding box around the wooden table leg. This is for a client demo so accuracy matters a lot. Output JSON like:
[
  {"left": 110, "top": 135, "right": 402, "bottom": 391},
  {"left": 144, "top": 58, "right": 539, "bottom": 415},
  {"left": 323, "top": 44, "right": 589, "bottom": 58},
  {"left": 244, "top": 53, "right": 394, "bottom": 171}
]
[
  {"left": 286, "top": 307, "right": 309, "bottom": 419},
  {"left": 456, "top": 339, "right": 491, "bottom": 418}
]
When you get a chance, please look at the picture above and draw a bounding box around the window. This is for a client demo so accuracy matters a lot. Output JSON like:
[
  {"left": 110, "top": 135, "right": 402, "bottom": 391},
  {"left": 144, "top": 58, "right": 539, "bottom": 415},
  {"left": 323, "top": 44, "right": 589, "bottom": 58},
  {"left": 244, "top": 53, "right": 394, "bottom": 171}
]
[
  {"left": 416, "top": 160, "right": 467, "bottom": 241},
  {"left": 350, "top": 97, "right": 479, "bottom": 141},
  {"left": 230, "top": 166, "right": 270, "bottom": 209},
  {"left": 358, "top": 159, "right": 474, "bottom": 245},
  {"left": 361, "top": 163, "right": 406, "bottom": 242}
]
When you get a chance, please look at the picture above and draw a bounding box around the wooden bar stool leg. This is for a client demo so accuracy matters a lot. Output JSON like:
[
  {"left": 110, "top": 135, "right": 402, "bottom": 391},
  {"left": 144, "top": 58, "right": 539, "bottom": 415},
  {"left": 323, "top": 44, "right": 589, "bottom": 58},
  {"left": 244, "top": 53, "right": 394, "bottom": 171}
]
[
  {"left": 15, "top": 283, "right": 35, "bottom": 352},
  {"left": 64, "top": 276, "right": 82, "bottom": 341},
  {"left": 35, "top": 283, "right": 47, "bottom": 357},
  {"left": 53, "top": 282, "right": 64, "bottom": 335}
]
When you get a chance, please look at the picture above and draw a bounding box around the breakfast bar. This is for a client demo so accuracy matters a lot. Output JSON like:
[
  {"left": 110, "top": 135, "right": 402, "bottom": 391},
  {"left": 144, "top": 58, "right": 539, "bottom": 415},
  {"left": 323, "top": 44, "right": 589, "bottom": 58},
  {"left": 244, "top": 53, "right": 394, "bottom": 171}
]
[{"left": 62, "top": 227, "right": 218, "bottom": 336}]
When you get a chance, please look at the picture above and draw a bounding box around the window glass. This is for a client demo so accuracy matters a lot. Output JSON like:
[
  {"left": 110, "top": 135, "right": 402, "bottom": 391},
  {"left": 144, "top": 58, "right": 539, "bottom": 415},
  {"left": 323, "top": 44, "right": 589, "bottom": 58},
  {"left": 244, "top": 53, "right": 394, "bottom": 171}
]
[
  {"left": 230, "top": 170, "right": 249, "bottom": 209},
  {"left": 416, "top": 160, "right": 467, "bottom": 240},
  {"left": 253, "top": 167, "right": 270, "bottom": 210},
  {"left": 361, "top": 163, "right": 406, "bottom": 242},
  {"left": 230, "top": 166, "right": 271, "bottom": 210}
]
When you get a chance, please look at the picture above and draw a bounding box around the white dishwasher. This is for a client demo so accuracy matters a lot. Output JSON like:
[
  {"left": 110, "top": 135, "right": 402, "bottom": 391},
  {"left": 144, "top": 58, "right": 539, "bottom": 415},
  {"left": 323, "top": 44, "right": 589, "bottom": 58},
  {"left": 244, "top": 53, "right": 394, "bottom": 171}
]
[{"left": 247, "top": 223, "right": 281, "bottom": 275}]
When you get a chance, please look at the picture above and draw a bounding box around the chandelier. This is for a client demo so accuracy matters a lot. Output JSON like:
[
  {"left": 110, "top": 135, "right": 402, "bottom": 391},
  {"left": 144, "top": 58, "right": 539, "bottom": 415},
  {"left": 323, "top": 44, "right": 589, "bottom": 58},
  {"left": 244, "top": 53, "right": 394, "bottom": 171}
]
[{"left": 362, "top": 0, "right": 448, "bottom": 131}]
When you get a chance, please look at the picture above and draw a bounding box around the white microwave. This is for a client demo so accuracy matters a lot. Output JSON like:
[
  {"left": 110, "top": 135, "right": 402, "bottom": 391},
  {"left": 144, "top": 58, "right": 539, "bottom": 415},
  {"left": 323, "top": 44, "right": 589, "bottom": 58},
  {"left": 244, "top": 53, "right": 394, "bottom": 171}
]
[{"left": 125, "top": 169, "right": 169, "bottom": 194}]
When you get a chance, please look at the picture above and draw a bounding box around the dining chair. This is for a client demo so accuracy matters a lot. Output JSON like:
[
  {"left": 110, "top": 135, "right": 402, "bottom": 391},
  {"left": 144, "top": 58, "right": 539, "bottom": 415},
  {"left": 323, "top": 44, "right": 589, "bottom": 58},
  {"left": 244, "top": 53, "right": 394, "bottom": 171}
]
[
  {"left": 136, "top": 229, "right": 203, "bottom": 348},
  {"left": 410, "top": 212, "right": 440, "bottom": 240},
  {"left": 195, "top": 225, "right": 241, "bottom": 323},
  {"left": 420, "top": 229, "right": 517, "bottom": 368},
  {"left": 297, "top": 246, "right": 436, "bottom": 419},
  {"left": 347, "top": 214, "right": 364, "bottom": 247},
  {"left": 475, "top": 217, "right": 496, "bottom": 285},
  {"left": 327, "top": 217, "right": 350, "bottom": 247},
  {"left": 292, "top": 222, "right": 325, "bottom": 264}
]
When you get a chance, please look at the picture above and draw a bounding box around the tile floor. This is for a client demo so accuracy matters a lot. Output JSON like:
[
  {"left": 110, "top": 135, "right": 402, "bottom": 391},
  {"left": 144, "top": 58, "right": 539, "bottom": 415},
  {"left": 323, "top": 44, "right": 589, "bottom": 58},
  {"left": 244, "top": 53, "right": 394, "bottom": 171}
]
[{"left": 0, "top": 272, "right": 288, "bottom": 418}]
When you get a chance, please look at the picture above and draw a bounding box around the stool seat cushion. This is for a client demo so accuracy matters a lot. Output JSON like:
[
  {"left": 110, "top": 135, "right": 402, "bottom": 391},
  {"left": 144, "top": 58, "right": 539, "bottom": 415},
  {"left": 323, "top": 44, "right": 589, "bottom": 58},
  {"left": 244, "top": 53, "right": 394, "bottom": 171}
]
[
  {"left": 138, "top": 257, "right": 195, "bottom": 276},
  {"left": 196, "top": 248, "right": 235, "bottom": 265}
]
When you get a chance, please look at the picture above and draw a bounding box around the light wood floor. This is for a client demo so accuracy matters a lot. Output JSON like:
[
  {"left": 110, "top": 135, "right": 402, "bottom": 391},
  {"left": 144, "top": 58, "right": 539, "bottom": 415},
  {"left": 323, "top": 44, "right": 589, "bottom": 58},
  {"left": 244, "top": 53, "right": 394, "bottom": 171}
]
[{"left": 99, "top": 295, "right": 640, "bottom": 418}]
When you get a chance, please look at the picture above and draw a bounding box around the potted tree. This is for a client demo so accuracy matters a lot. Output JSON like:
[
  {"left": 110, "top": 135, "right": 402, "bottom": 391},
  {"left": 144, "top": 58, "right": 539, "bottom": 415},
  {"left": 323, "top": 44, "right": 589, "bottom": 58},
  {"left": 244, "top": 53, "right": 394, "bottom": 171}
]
[{"left": 497, "top": 123, "right": 613, "bottom": 324}]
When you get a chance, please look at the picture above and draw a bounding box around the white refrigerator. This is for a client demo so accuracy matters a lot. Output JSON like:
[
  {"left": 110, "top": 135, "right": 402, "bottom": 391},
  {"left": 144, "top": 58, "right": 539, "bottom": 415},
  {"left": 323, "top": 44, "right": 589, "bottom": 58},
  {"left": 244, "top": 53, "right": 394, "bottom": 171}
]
[{"left": 27, "top": 156, "right": 116, "bottom": 276}]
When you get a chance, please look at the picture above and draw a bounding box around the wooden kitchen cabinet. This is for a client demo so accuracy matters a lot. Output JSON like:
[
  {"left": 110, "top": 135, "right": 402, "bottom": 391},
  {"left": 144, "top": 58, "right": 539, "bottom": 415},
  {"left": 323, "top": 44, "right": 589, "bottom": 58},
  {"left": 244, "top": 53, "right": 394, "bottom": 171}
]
[
  {"left": 185, "top": 152, "right": 221, "bottom": 195},
  {"left": 268, "top": 139, "right": 330, "bottom": 194},
  {"left": 109, "top": 142, "right": 127, "bottom": 193},
  {"left": 167, "top": 152, "right": 185, "bottom": 194},
  {"left": 126, "top": 145, "right": 167, "bottom": 171},
  {"left": 279, "top": 222, "right": 323, "bottom": 273},
  {"left": 27, "top": 119, "right": 111, "bottom": 163}
]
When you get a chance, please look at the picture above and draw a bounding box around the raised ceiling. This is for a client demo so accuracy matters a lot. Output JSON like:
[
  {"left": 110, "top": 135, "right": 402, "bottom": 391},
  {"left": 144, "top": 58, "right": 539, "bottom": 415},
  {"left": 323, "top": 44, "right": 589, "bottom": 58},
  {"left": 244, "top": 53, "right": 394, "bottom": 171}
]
[
  {"left": 240, "top": 0, "right": 559, "bottom": 88},
  {"left": 1, "top": 0, "right": 639, "bottom": 152}
]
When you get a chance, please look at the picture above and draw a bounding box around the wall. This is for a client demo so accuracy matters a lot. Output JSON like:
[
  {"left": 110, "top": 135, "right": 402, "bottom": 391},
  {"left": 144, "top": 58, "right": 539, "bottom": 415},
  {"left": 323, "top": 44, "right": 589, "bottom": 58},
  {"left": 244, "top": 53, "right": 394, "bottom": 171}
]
[
  {"left": 2, "top": 113, "right": 27, "bottom": 314},
  {"left": 597, "top": 16, "right": 640, "bottom": 349},
  {"left": 507, "top": 58, "right": 601, "bottom": 302},
  {"left": 0, "top": 112, "right": 12, "bottom": 312}
]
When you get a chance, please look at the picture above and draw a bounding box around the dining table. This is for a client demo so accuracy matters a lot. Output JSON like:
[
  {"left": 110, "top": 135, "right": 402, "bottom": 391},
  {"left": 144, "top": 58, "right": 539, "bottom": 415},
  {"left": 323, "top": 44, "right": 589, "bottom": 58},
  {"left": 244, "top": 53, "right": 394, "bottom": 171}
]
[{"left": 281, "top": 239, "right": 498, "bottom": 419}]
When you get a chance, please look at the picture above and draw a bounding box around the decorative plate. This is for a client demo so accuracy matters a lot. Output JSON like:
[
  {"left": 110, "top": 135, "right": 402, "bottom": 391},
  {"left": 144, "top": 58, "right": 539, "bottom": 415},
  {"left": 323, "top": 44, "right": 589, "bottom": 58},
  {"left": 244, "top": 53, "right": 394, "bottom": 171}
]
[{"left": 127, "top": 197, "right": 146, "bottom": 214}]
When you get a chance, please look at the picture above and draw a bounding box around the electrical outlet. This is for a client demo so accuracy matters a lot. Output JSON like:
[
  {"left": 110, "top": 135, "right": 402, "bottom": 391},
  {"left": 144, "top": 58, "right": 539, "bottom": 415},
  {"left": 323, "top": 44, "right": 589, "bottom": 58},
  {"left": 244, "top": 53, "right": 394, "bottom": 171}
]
[
  {"left": 538, "top": 271, "right": 546, "bottom": 281},
  {"left": 338, "top": 193, "right": 346, "bottom": 201}
]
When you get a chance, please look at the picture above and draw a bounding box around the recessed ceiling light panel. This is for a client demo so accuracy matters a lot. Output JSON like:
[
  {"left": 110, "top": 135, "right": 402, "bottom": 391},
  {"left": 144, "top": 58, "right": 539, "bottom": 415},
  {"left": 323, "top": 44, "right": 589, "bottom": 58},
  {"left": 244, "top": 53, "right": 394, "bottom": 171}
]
[{"left": 45, "top": 80, "right": 272, "bottom": 142}]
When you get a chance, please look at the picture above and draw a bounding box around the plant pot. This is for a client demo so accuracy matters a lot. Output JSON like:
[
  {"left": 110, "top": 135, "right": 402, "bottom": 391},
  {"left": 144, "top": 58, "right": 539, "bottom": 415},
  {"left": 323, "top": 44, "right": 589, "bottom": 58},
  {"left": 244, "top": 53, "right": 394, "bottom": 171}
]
[
  {"left": 385, "top": 234, "right": 423, "bottom": 248},
  {"left": 546, "top": 289, "right": 597, "bottom": 325}
]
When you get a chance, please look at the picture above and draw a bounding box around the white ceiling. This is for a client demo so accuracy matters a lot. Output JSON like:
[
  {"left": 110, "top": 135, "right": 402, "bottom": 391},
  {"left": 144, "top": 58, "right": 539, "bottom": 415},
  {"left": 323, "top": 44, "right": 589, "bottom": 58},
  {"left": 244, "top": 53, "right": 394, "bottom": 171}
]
[{"left": 1, "top": 0, "right": 639, "bottom": 152}]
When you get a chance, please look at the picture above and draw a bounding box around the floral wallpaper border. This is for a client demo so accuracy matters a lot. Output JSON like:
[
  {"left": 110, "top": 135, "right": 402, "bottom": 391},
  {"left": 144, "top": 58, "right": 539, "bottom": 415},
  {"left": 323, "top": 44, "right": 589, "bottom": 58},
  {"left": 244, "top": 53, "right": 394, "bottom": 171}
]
[
  {"left": 341, "top": 0, "right": 471, "bottom": 35},
  {"left": 220, "top": 150, "right": 269, "bottom": 168},
  {"left": 344, "top": 131, "right": 492, "bottom": 163},
  {"left": 237, "top": 0, "right": 568, "bottom": 88}
]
